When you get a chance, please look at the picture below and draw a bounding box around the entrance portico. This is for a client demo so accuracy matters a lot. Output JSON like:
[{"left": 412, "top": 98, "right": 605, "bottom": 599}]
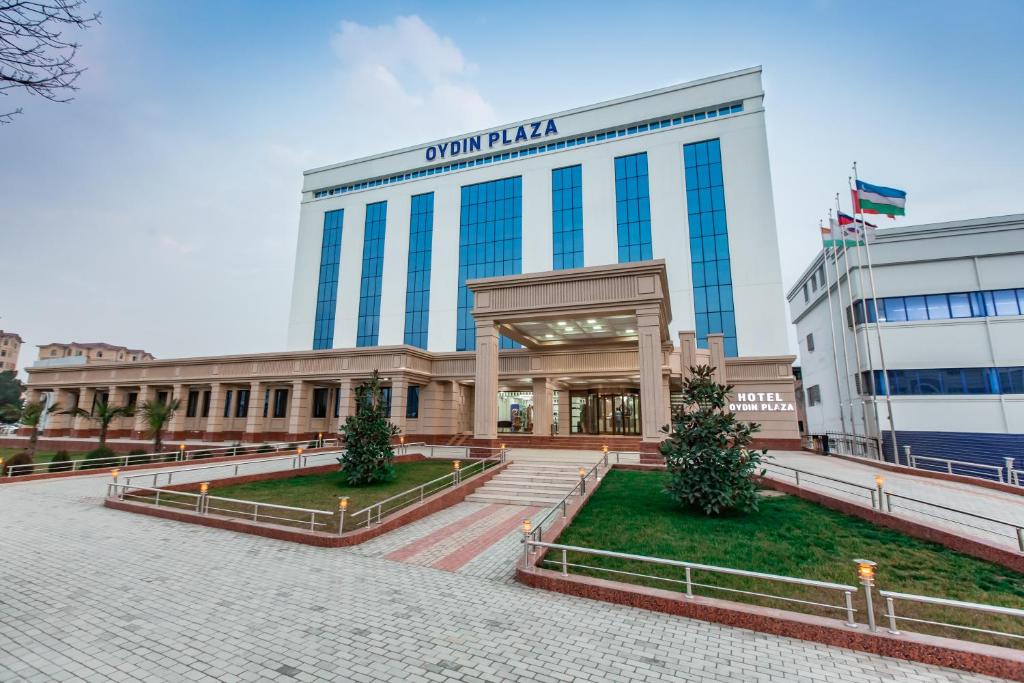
[{"left": 468, "top": 261, "right": 673, "bottom": 445}]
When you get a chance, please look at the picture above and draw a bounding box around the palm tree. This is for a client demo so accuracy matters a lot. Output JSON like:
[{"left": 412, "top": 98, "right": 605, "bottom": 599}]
[
  {"left": 20, "top": 400, "right": 60, "bottom": 457},
  {"left": 139, "top": 398, "right": 180, "bottom": 454},
  {"left": 62, "top": 400, "right": 134, "bottom": 446}
]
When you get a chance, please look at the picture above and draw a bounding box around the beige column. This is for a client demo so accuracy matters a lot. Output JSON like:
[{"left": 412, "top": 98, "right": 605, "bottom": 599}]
[
  {"left": 532, "top": 377, "right": 553, "bottom": 436},
  {"left": 167, "top": 383, "right": 187, "bottom": 435},
  {"left": 555, "top": 388, "right": 571, "bottom": 435},
  {"left": 73, "top": 387, "right": 96, "bottom": 433},
  {"left": 661, "top": 374, "right": 672, "bottom": 428},
  {"left": 336, "top": 378, "right": 355, "bottom": 432},
  {"left": 46, "top": 388, "right": 75, "bottom": 434},
  {"left": 287, "top": 380, "right": 308, "bottom": 438},
  {"left": 203, "top": 383, "right": 225, "bottom": 439},
  {"left": 679, "top": 331, "right": 697, "bottom": 379},
  {"left": 389, "top": 376, "right": 408, "bottom": 435},
  {"left": 131, "top": 385, "right": 152, "bottom": 438},
  {"left": 244, "top": 381, "right": 265, "bottom": 441},
  {"left": 707, "top": 333, "right": 727, "bottom": 385},
  {"left": 473, "top": 319, "right": 499, "bottom": 440},
  {"left": 107, "top": 386, "right": 128, "bottom": 435},
  {"left": 637, "top": 307, "right": 663, "bottom": 442}
]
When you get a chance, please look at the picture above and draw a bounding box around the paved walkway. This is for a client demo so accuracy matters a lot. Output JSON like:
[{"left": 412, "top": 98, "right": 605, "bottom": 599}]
[
  {"left": 768, "top": 451, "right": 1024, "bottom": 550},
  {"left": 0, "top": 464, "right": 1005, "bottom": 682}
]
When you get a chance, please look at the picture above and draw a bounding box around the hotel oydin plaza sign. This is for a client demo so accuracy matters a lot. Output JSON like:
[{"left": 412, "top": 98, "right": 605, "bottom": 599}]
[
  {"left": 729, "top": 391, "right": 795, "bottom": 413},
  {"left": 425, "top": 119, "right": 559, "bottom": 162}
]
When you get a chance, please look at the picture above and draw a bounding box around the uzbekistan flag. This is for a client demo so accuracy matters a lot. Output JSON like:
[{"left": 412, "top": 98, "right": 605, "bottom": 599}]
[{"left": 854, "top": 179, "right": 907, "bottom": 217}]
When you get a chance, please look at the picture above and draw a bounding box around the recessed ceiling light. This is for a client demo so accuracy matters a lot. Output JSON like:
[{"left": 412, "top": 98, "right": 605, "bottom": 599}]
[
  {"left": 557, "top": 321, "right": 567, "bottom": 326},
  {"left": 586, "top": 319, "right": 597, "bottom": 324},
  {"left": 544, "top": 334, "right": 554, "bottom": 339},
  {"left": 592, "top": 326, "right": 603, "bottom": 331},
  {"left": 625, "top": 329, "right": 635, "bottom": 334}
]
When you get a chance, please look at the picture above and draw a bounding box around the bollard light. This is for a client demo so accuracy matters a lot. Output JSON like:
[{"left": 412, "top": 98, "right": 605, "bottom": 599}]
[
  {"left": 500, "top": 443, "right": 506, "bottom": 450},
  {"left": 339, "top": 496, "right": 349, "bottom": 511},
  {"left": 453, "top": 460, "right": 461, "bottom": 470},
  {"left": 522, "top": 519, "right": 532, "bottom": 534},
  {"left": 400, "top": 435, "right": 406, "bottom": 445},
  {"left": 111, "top": 468, "right": 120, "bottom": 481},
  {"left": 578, "top": 467, "right": 586, "bottom": 479},
  {"left": 179, "top": 443, "right": 185, "bottom": 455},
  {"left": 855, "top": 559, "right": 876, "bottom": 583},
  {"left": 199, "top": 482, "right": 209, "bottom": 495},
  {"left": 602, "top": 444, "right": 608, "bottom": 454},
  {"left": 874, "top": 475, "right": 885, "bottom": 488},
  {"left": 297, "top": 447, "right": 304, "bottom": 455}
]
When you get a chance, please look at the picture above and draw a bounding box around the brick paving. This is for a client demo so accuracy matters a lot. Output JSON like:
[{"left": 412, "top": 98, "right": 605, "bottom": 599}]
[
  {"left": 0, "top": 466, "right": 1009, "bottom": 682},
  {"left": 769, "top": 451, "right": 1024, "bottom": 549}
]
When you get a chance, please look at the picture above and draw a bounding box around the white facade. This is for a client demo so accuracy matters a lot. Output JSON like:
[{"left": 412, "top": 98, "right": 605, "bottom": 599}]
[
  {"left": 788, "top": 214, "right": 1024, "bottom": 463},
  {"left": 288, "top": 67, "right": 788, "bottom": 357}
]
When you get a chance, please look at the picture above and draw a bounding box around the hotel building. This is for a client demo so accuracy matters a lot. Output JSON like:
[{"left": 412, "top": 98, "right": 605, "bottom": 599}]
[
  {"left": 789, "top": 214, "right": 1024, "bottom": 470},
  {"left": 0, "top": 331, "right": 22, "bottom": 373},
  {"left": 23, "top": 67, "right": 799, "bottom": 451}
]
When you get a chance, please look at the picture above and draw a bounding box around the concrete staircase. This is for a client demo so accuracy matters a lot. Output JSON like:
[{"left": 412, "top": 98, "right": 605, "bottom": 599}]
[{"left": 467, "top": 457, "right": 600, "bottom": 507}]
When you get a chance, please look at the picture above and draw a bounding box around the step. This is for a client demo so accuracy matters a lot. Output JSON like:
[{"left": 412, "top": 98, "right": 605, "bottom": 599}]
[
  {"left": 507, "top": 463, "right": 596, "bottom": 473},
  {"left": 465, "top": 493, "right": 566, "bottom": 507},
  {"left": 477, "top": 484, "right": 577, "bottom": 497},
  {"left": 491, "top": 475, "right": 581, "bottom": 487}
]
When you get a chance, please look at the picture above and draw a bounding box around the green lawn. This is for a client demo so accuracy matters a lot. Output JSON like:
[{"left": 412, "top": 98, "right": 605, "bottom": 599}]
[
  {"left": 138, "top": 459, "right": 481, "bottom": 532},
  {"left": 552, "top": 469, "right": 1024, "bottom": 647}
]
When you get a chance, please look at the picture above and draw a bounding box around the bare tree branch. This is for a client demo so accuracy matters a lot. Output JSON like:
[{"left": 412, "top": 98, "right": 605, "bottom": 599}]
[{"left": 0, "top": 0, "right": 99, "bottom": 124}]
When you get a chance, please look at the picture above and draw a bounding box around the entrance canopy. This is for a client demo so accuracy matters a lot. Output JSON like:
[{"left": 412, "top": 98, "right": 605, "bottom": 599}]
[
  {"left": 467, "top": 261, "right": 673, "bottom": 442},
  {"left": 468, "top": 260, "right": 673, "bottom": 348}
]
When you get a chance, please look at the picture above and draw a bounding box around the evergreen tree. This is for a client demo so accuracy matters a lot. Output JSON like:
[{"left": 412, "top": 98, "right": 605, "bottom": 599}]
[
  {"left": 338, "top": 371, "right": 399, "bottom": 485},
  {"left": 660, "top": 365, "right": 767, "bottom": 515}
]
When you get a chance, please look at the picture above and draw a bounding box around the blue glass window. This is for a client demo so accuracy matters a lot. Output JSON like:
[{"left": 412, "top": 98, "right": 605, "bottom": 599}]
[
  {"left": 866, "top": 367, "right": 1020, "bottom": 395},
  {"left": 356, "top": 201, "right": 387, "bottom": 347},
  {"left": 552, "top": 165, "right": 583, "bottom": 269},
  {"left": 614, "top": 153, "right": 652, "bottom": 263},
  {"left": 456, "top": 176, "right": 522, "bottom": 351},
  {"left": 312, "top": 209, "right": 343, "bottom": 349},
  {"left": 404, "top": 193, "right": 434, "bottom": 348},
  {"left": 856, "top": 288, "right": 1024, "bottom": 326},
  {"left": 685, "top": 139, "right": 737, "bottom": 356}
]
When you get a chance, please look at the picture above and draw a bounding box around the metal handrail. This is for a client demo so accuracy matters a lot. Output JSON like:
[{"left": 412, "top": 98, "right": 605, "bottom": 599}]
[
  {"left": 525, "top": 540, "right": 859, "bottom": 625},
  {"left": 347, "top": 456, "right": 502, "bottom": 530},
  {"left": 4, "top": 438, "right": 339, "bottom": 477},
  {"left": 878, "top": 590, "right": 1024, "bottom": 640},
  {"left": 107, "top": 482, "right": 333, "bottom": 531},
  {"left": 909, "top": 454, "right": 1008, "bottom": 483},
  {"left": 764, "top": 462, "right": 1024, "bottom": 552},
  {"left": 122, "top": 449, "right": 346, "bottom": 488},
  {"left": 528, "top": 454, "right": 608, "bottom": 546}
]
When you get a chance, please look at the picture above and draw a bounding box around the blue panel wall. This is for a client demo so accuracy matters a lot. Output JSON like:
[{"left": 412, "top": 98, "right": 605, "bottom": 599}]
[
  {"left": 312, "top": 209, "right": 344, "bottom": 350},
  {"left": 552, "top": 165, "right": 583, "bottom": 269},
  {"left": 456, "top": 176, "right": 522, "bottom": 351},
  {"left": 356, "top": 201, "right": 387, "bottom": 347},
  {"left": 404, "top": 193, "right": 434, "bottom": 348},
  {"left": 685, "top": 139, "right": 738, "bottom": 357},
  {"left": 881, "top": 430, "right": 1024, "bottom": 480}
]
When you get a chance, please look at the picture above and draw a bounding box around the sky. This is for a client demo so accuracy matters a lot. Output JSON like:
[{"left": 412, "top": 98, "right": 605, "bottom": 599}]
[{"left": 2, "top": 0, "right": 1023, "bottom": 375}]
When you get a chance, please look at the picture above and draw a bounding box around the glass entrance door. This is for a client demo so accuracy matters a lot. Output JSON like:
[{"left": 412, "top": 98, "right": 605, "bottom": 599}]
[{"left": 570, "top": 391, "right": 640, "bottom": 435}]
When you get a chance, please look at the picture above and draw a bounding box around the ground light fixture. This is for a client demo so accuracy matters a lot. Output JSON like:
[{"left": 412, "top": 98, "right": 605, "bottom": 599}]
[
  {"left": 179, "top": 443, "right": 185, "bottom": 458},
  {"left": 111, "top": 469, "right": 119, "bottom": 482},
  {"left": 854, "top": 559, "right": 879, "bottom": 631},
  {"left": 338, "top": 496, "right": 349, "bottom": 511},
  {"left": 522, "top": 519, "right": 531, "bottom": 534},
  {"left": 199, "top": 482, "right": 209, "bottom": 495},
  {"left": 874, "top": 474, "right": 885, "bottom": 487},
  {"left": 337, "top": 496, "right": 349, "bottom": 535}
]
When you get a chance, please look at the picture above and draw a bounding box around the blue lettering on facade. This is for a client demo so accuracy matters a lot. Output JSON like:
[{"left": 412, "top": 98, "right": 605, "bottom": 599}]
[{"left": 424, "top": 119, "right": 559, "bottom": 161}]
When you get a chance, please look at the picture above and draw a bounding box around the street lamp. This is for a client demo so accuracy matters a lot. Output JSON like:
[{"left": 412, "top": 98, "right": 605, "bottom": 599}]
[{"left": 854, "top": 559, "right": 878, "bottom": 632}]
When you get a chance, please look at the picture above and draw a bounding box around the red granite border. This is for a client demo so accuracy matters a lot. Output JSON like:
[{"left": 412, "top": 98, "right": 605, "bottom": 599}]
[
  {"left": 827, "top": 453, "right": 1024, "bottom": 498},
  {"left": 759, "top": 477, "right": 1024, "bottom": 573},
  {"left": 104, "top": 460, "right": 509, "bottom": 546},
  {"left": 0, "top": 446, "right": 341, "bottom": 485},
  {"left": 515, "top": 567, "right": 1024, "bottom": 681}
]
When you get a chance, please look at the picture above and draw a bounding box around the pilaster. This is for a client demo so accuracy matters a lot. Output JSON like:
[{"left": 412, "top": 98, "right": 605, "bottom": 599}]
[{"left": 473, "top": 320, "right": 499, "bottom": 440}]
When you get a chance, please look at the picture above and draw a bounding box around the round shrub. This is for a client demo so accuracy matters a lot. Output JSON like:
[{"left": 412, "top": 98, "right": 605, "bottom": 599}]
[
  {"left": 2, "top": 451, "right": 35, "bottom": 476},
  {"left": 257, "top": 444, "right": 274, "bottom": 454},
  {"left": 191, "top": 450, "right": 213, "bottom": 460},
  {"left": 125, "top": 448, "right": 151, "bottom": 465},
  {"left": 48, "top": 451, "right": 73, "bottom": 473},
  {"left": 79, "top": 446, "right": 117, "bottom": 470}
]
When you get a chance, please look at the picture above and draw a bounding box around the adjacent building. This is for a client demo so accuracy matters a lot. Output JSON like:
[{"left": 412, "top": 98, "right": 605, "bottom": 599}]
[
  {"left": 24, "top": 68, "right": 799, "bottom": 451},
  {"left": 789, "top": 214, "right": 1024, "bottom": 469},
  {"left": 0, "top": 331, "right": 22, "bottom": 372},
  {"left": 35, "top": 342, "right": 154, "bottom": 368}
]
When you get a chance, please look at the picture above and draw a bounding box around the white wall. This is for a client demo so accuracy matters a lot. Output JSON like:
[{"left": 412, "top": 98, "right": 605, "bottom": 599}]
[{"left": 288, "top": 68, "right": 790, "bottom": 358}]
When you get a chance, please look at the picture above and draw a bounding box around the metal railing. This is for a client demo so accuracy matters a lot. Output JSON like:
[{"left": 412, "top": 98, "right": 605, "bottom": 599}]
[
  {"left": 763, "top": 462, "right": 1024, "bottom": 552},
  {"left": 909, "top": 454, "right": 1012, "bottom": 485},
  {"left": 413, "top": 443, "right": 511, "bottom": 460},
  {"left": 121, "top": 448, "right": 346, "bottom": 489},
  {"left": 107, "top": 482, "right": 334, "bottom": 531},
  {"left": 526, "top": 454, "right": 608, "bottom": 546},
  {"left": 605, "top": 450, "right": 641, "bottom": 464},
  {"left": 810, "top": 432, "right": 882, "bottom": 460},
  {"left": 525, "top": 540, "right": 860, "bottom": 626},
  {"left": 879, "top": 590, "right": 1024, "bottom": 641},
  {"left": 344, "top": 456, "right": 503, "bottom": 531},
  {"left": 3, "top": 438, "right": 339, "bottom": 477}
]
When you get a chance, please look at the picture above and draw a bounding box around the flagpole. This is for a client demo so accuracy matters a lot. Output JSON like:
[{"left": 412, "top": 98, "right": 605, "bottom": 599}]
[
  {"left": 852, "top": 163, "right": 900, "bottom": 463},
  {"left": 819, "top": 217, "right": 849, "bottom": 440},
  {"left": 836, "top": 193, "right": 873, "bottom": 454},
  {"left": 824, "top": 211, "right": 860, "bottom": 448}
]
